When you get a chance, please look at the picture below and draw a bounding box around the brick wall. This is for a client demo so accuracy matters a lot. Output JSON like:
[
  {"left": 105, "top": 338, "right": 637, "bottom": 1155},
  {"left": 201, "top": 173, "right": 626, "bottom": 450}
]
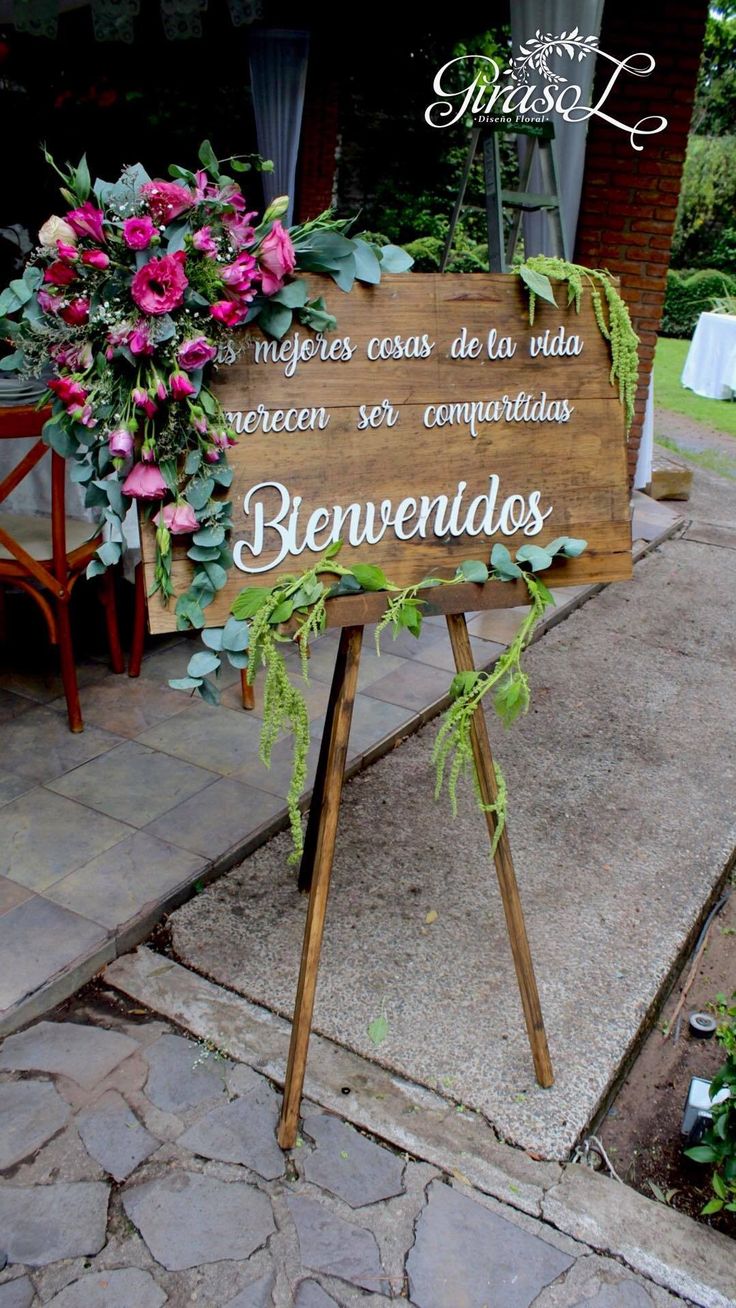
[
  {"left": 574, "top": 0, "right": 708, "bottom": 482},
  {"left": 295, "top": 52, "right": 339, "bottom": 222}
]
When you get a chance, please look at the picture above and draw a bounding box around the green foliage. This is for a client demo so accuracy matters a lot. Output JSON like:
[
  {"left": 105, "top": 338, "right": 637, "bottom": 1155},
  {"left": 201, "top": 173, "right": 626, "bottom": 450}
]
[
  {"left": 519, "top": 258, "right": 639, "bottom": 433},
  {"left": 403, "top": 237, "right": 444, "bottom": 272},
  {"left": 661, "top": 268, "right": 736, "bottom": 338},
  {"left": 684, "top": 993, "right": 736, "bottom": 1216},
  {"left": 692, "top": 11, "right": 736, "bottom": 138},
  {"left": 671, "top": 137, "right": 736, "bottom": 271},
  {"left": 433, "top": 572, "right": 555, "bottom": 849}
]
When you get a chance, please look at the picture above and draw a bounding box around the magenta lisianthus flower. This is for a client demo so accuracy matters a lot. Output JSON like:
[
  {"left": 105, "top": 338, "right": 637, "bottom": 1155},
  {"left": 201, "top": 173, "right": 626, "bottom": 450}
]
[
  {"left": 81, "top": 249, "right": 110, "bottom": 270},
  {"left": 169, "top": 371, "right": 196, "bottom": 400},
  {"left": 153, "top": 501, "right": 199, "bottom": 534},
  {"left": 123, "top": 215, "right": 156, "bottom": 249},
  {"left": 59, "top": 297, "right": 90, "bottom": 326},
  {"left": 224, "top": 210, "right": 257, "bottom": 251},
  {"left": 51, "top": 342, "right": 93, "bottom": 370},
  {"left": 257, "top": 221, "right": 296, "bottom": 294},
  {"left": 44, "top": 261, "right": 77, "bottom": 287},
  {"left": 140, "top": 180, "right": 193, "bottom": 225},
  {"left": 221, "top": 252, "right": 258, "bottom": 296},
  {"left": 66, "top": 202, "right": 106, "bottom": 243},
  {"left": 210, "top": 299, "right": 246, "bottom": 326},
  {"left": 129, "top": 323, "right": 154, "bottom": 356},
  {"left": 132, "top": 386, "right": 158, "bottom": 418},
  {"left": 212, "top": 428, "right": 236, "bottom": 449},
  {"left": 122, "top": 462, "right": 167, "bottom": 500},
  {"left": 108, "top": 428, "right": 134, "bottom": 459},
  {"left": 131, "top": 253, "right": 188, "bottom": 315},
  {"left": 177, "top": 336, "right": 216, "bottom": 371},
  {"left": 191, "top": 225, "right": 218, "bottom": 256},
  {"left": 37, "top": 288, "right": 60, "bottom": 314},
  {"left": 56, "top": 242, "right": 78, "bottom": 263}
]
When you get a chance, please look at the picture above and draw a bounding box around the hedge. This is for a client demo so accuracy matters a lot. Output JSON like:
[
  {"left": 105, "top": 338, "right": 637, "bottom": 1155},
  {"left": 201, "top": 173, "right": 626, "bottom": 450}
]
[{"left": 660, "top": 268, "right": 736, "bottom": 338}]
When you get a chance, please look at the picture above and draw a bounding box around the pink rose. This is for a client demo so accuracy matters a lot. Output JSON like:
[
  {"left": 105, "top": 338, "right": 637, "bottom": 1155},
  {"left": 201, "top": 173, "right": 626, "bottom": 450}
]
[
  {"left": 169, "top": 371, "right": 196, "bottom": 399},
  {"left": 123, "top": 215, "right": 156, "bottom": 249},
  {"left": 81, "top": 249, "right": 110, "bottom": 270},
  {"left": 122, "top": 462, "right": 167, "bottom": 499},
  {"left": 129, "top": 323, "right": 154, "bottom": 356},
  {"left": 44, "top": 261, "right": 76, "bottom": 287},
  {"left": 191, "top": 226, "right": 218, "bottom": 256},
  {"left": 140, "top": 180, "right": 193, "bottom": 225},
  {"left": 177, "top": 336, "right": 216, "bottom": 371},
  {"left": 153, "top": 501, "right": 199, "bottom": 534},
  {"left": 210, "top": 300, "right": 246, "bottom": 326},
  {"left": 38, "top": 215, "right": 77, "bottom": 249},
  {"left": 257, "top": 221, "right": 296, "bottom": 295},
  {"left": 66, "top": 202, "right": 106, "bottom": 243},
  {"left": 130, "top": 253, "right": 188, "bottom": 315},
  {"left": 56, "top": 242, "right": 79, "bottom": 263},
  {"left": 59, "top": 297, "right": 90, "bottom": 326},
  {"left": 49, "top": 377, "right": 88, "bottom": 408},
  {"left": 108, "top": 428, "right": 134, "bottom": 459}
]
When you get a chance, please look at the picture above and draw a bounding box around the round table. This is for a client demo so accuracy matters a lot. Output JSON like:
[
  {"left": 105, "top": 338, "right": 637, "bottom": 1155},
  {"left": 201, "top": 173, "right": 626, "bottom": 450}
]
[{"left": 681, "top": 311, "right": 736, "bottom": 400}]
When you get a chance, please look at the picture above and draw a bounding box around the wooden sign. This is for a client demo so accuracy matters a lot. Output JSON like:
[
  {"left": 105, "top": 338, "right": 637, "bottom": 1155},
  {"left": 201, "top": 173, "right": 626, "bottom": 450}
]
[{"left": 142, "top": 272, "right": 631, "bottom": 632}]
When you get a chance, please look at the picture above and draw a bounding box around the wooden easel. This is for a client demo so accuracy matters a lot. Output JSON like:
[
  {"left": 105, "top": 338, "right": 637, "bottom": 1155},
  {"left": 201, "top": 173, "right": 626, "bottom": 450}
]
[{"left": 277, "top": 595, "right": 554, "bottom": 1149}]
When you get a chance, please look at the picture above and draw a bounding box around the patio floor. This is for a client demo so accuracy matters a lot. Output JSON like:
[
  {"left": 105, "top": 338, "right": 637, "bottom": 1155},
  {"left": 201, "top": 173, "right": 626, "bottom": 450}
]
[{"left": 0, "top": 493, "right": 681, "bottom": 1036}]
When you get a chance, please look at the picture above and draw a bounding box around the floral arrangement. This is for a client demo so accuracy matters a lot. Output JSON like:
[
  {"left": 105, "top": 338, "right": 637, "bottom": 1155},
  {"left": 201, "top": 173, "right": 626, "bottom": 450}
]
[{"left": 0, "top": 142, "right": 411, "bottom": 628}]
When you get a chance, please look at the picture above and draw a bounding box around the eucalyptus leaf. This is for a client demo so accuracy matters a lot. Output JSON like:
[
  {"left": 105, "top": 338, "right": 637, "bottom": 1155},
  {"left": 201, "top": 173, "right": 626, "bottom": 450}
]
[
  {"left": 169, "top": 676, "right": 203, "bottom": 691},
  {"left": 0, "top": 287, "right": 22, "bottom": 316},
  {"left": 352, "top": 239, "right": 382, "bottom": 285},
  {"left": 545, "top": 536, "right": 588, "bottom": 558},
  {"left": 186, "top": 479, "right": 215, "bottom": 510},
  {"left": 201, "top": 628, "right": 224, "bottom": 650},
  {"left": 193, "top": 525, "right": 225, "bottom": 548},
  {"left": 516, "top": 544, "right": 554, "bottom": 572},
  {"left": 378, "top": 244, "right": 414, "bottom": 273},
  {"left": 272, "top": 280, "right": 308, "bottom": 308},
  {"left": 490, "top": 543, "right": 522, "bottom": 580},
  {"left": 258, "top": 301, "right": 293, "bottom": 340},
  {"left": 457, "top": 559, "right": 489, "bottom": 583},
  {"left": 197, "top": 677, "right": 220, "bottom": 706},
  {"left": 43, "top": 421, "right": 77, "bottom": 458},
  {"left": 188, "top": 650, "right": 220, "bottom": 678},
  {"left": 224, "top": 649, "right": 249, "bottom": 669},
  {"left": 0, "top": 350, "right": 23, "bottom": 372},
  {"left": 184, "top": 449, "right": 202, "bottom": 476},
  {"left": 222, "top": 616, "right": 249, "bottom": 651},
  {"left": 187, "top": 545, "right": 222, "bottom": 562},
  {"left": 203, "top": 561, "right": 228, "bottom": 590}
]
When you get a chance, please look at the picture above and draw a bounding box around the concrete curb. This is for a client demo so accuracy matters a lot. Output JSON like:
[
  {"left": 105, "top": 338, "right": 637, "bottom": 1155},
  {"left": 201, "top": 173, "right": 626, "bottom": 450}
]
[{"left": 103, "top": 946, "right": 734, "bottom": 1308}]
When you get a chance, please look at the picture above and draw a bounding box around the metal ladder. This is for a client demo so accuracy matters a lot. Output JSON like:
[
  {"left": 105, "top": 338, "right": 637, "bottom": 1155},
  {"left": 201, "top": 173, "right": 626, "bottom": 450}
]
[{"left": 441, "top": 120, "right": 569, "bottom": 274}]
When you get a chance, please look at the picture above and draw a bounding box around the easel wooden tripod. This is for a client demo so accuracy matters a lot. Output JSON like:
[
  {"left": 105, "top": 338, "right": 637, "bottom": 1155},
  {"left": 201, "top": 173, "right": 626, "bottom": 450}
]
[{"left": 277, "top": 591, "right": 554, "bottom": 1149}]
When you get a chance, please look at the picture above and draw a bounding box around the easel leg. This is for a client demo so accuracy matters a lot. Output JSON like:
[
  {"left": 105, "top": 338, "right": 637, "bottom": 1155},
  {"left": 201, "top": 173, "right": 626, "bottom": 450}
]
[
  {"left": 278, "top": 625, "right": 364, "bottom": 1148},
  {"left": 445, "top": 613, "right": 554, "bottom": 1088},
  {"left": 298, "top": 635, "right": 346, "bottom": 894}
]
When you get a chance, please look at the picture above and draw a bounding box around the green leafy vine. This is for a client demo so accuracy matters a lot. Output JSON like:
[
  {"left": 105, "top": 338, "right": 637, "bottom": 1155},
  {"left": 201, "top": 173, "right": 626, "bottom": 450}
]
[
  {"left": 171, "top": 537, "right": 586, "bottom": 862},
  {"left": 518, "top": 257, "right": 640, "bottom": 433}
]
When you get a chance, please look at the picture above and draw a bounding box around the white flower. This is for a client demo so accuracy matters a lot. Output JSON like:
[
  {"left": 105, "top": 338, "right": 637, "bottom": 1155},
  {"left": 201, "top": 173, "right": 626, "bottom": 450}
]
[{"left": 38, "top": 215, "right": 77, "bottom": 248}]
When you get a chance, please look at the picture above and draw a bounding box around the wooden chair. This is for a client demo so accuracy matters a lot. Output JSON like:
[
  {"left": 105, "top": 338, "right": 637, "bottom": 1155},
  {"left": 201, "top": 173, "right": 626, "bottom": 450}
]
[{"left": 0, "top": 403, "right": 124, "bottom": 731}]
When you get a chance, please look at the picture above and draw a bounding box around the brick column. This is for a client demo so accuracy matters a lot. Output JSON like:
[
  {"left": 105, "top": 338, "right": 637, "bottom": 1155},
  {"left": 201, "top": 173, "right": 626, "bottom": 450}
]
[
  {"left": 295, "top": 51, "right": 339, "bottom": 222},
  {"left": 574, "top": 1, "right": 708, "bottom": 482}
]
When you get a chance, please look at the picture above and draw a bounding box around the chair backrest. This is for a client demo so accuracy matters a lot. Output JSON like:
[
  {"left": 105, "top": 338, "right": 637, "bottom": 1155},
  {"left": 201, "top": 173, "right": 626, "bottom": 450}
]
[{"left": 0, "top": 403, "right": 70, "bottom": 590}]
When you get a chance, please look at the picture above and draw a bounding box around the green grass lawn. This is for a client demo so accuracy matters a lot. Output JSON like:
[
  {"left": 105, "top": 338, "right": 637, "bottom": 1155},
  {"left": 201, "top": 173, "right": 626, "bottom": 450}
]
[{"left": 654, "top": 337, "right": 736, "bottom": 437}]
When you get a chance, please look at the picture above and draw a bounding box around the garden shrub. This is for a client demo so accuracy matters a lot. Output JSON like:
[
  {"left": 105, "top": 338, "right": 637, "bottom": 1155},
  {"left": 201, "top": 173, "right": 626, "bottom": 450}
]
[
  {"left": 671, "top": 136, "right": 736, "bottom": 270},
  {"left": 661, "top": 268, "right": 736, "bottom": 338}
]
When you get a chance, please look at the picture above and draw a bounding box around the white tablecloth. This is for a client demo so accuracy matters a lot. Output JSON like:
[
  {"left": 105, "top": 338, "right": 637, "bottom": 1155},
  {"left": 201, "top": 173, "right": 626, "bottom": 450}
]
[{"left": 681, "top": 312, "right": 736, "bottom": 400}]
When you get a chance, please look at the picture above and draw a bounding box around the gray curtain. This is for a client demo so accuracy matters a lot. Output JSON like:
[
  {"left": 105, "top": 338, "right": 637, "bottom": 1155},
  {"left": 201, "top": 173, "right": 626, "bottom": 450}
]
[
  {"left": 510, "top": 0, "right": 604, "bottom": 257},
  {"left": 249, "top": 28, "right": 310, "bottom": 226}
]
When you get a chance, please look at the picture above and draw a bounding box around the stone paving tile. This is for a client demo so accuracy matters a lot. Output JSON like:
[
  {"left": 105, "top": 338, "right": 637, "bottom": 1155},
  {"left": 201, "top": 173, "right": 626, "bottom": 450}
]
[
  {"left": 122, "top": 1170, "right": 275, "bottom": 1271},
  {"left": 0, "top": 1180, "right": 110, "bottom": 1266},
  {"left": 233, "top": 734, "right": 322, "bottom": 799},
  {"left": 178, "top": 1080, "right": 285, "bottom": 1179},
  {"left": 406, "top": 1180, "right": 575, "bottom": 1308},
  {"left": 0, "top": 1277, "right": 34, "bottom": 1308},
  {"left": 48, "top": 739, "right": 219, "bottom": 827},
  {"left": 44, "top": 1268, "right": 167, "bottom": 1307},
  {"left": 0, "top": 688, "right": 33, "bottom": 723},
  {"left": 409, "top": 632, "right": 503, "bottom": 673},
  {"left": 140, "top": 636, "right": 240, "bottom": 690},
  {"left": 302, "top": 1113, "right": 405, "bottom": 1208},
  {"left": 76, "top": 1090, "right": 160, "bottom": 1181},
  {"left": 286, "top": 1193, "right": 386, "bottom": 1295},
  {"left": 223, "top": 1271, "right": 276, "bottom": 1308},
  {"left": 0, "top": 1079, "right": 70, "bottom": 1169},
  {"left": 532, "top": 1253, "right": 676, "bottom": 1306},
  {"left": 143, "top": 1032, "right": 232, "bottom": 1112},
  {"left": 0, "top": 788, "right": 131, "bottom": 890},
  {"left": 466, "top": 604, "right": 531, "bottom": 645},
  {"left": 310, "top": 695, "right": 415, "bottom": 757},
  {"left": 0, "top": 878, "right": 32, "bottom": 917},
  {"left": 137, "top": 700, "right": 266, "bottom": 775},
  {"left": 0, "top": 656, "right": 108, "bottom": 705},
  {"left": 293, "top": 1283, "right": 342, "bottom": 1308},
  {"left": 0, "top": 771, "right": 34, "bottom": 810},
  {"left": 49, "top": 675, "right": 193, "bottom": 738},
  {"left": 0, "top": 901, "right": 110, "bottom": 1017},
  {"left": 360, "top": 659, "right": 451, "bottom": 713},
  {"left": 44, "top": 831, "right": 207, "bottom": 930},
  {"left": 0, "top": 705, "right": 123, "bottom": 783},
  {"left": 0, "top": 1021, "right": 138, "bottom": 1087},
  {"left": 143, "top": 776, "right": 286, "bottom": 860}
]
